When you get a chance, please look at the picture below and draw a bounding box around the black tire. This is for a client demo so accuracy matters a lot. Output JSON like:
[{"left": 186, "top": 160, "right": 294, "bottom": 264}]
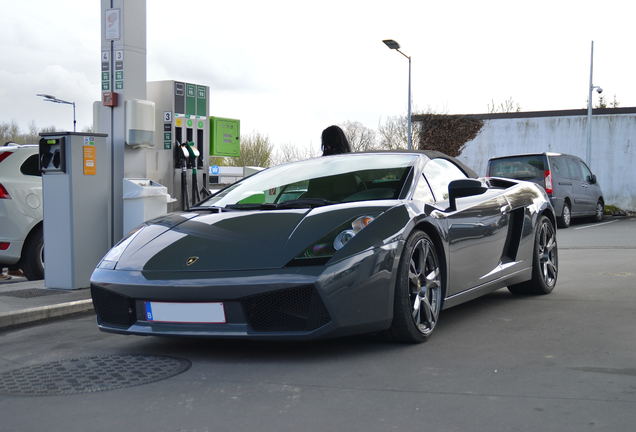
[
  {"left": 21, "top": 225, "right": 44, "bottom": 280},
  {"left": 593, "top": 200, "right": 604, "bottom": 223},
  {"left": 557, "top": 201, "right": 571, "bottom": 228},
  {"left": 390, "top": 230, "right": 444, "bottom": 343},
  {"left": 508, "top": 215, "right": 557, "bottom": 295}
]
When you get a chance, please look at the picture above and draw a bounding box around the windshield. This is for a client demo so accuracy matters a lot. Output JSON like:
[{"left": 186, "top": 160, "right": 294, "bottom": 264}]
[{"left": 199, "top": 154, "right": 418, "bottom": 209}]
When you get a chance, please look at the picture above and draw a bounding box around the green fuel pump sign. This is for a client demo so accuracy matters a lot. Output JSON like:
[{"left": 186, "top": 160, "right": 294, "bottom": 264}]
[
  {"left": 174, "top": 82, "right": 208, "bottom": 117},
  {"left": 210, "top": 117, "right": 240, "bottom": 157}
]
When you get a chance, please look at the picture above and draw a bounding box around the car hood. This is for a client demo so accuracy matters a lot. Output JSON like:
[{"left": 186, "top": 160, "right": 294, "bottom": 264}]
[{"left": 115, "top": 202, "right": 395, "bottom": 272}]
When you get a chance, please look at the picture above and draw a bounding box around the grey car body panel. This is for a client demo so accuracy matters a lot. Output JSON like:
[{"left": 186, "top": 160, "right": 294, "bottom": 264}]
[{"left": 91, "top": 152, "right": 554, "bottom": 339}]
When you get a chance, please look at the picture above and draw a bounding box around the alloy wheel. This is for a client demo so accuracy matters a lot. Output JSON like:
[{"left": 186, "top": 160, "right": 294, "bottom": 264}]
[
  {"left": 595, "top": 202, "right": 604, "bottom": 221},
  {"left": 562, "top": 205, "right": 571, "bottom": 226},
  {"left": 538, "top": 221, "right": 558, "bottom": 287},
  {"left": 407, "top": 238, "right": 442, "bottom": 336}
]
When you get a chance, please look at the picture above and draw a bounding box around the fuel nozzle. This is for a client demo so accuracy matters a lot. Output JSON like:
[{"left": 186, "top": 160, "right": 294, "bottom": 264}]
[
  {"left": 174, "top": 140, "right": 189, "bottom": 168},
  {"left": 185, "top": 141, "right": 201, "bottom": 204},
  {"left": 185, "top": 141, "right": 200, "bottom": 159}
]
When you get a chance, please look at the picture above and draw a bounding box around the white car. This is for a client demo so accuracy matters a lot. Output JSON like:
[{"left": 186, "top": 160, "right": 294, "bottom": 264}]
[{"left": 0, "top": 143, "right": 44, "bottom": 280}]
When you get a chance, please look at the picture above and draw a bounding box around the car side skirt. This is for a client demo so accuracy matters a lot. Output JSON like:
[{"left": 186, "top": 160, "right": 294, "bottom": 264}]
[{"left": 442, "top": 266, "right": 531, "bottom": 310}]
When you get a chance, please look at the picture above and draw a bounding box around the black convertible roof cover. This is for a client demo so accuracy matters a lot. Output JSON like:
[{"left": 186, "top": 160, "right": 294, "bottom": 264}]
[{"left": 356, "top": 150, "right": 478, "bottom": 179}]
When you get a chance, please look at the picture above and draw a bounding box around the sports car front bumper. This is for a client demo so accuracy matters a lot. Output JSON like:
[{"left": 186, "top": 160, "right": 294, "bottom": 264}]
[{"left": 90, "top": 241, "right": 402, "bottom": 340}]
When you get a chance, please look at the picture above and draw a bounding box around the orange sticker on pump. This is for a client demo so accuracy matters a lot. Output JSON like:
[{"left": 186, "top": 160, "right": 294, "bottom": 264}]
[{"left": 83, "top": 146, "right": 96, "bottom": 175}]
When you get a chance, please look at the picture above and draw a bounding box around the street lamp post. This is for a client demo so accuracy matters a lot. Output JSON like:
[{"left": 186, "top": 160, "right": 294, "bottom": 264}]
[
  {"left": 383, "top": 39, "right": 412, "bottom": 151},
  {"left": 586, "top": 41, "right": 602, "bottom": 168},
  {"left": 36, "top": 94, "right": 76, "bottom": 132}
]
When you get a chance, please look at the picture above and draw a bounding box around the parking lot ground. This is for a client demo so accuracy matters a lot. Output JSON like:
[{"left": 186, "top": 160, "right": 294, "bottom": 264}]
[{"left": 0, "top": 217, "right": 634, "bottom": 432}]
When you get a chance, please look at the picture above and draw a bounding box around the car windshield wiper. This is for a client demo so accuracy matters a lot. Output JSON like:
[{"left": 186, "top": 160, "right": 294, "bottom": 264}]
[
  {"left": 224, "top": 203, "right": 278, "bottom": 210},
  {"left": 222, "top": 199, "right": 336, "bottom": 211},
  {"left": 275, "top": 198, "right": 337, "bottom": 209},
  {"left": 188, "top": 205, "right": 227, "bottom": 212}
]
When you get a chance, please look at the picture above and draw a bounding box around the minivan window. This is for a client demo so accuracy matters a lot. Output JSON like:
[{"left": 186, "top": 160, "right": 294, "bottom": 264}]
[
  {"left": 579, "top": 160, "right": 593, "bottom": 182},
  {"left": 488, "top": 155, "right": 546, "bottom": 181},
  {"left": 565, "top": 157, "right": 584, "bottom": 181},
  {"left": 549, "top": 156, "right": 565, "bottom": 175}
]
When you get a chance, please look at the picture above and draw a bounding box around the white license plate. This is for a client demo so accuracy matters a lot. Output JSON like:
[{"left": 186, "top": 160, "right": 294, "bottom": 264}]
[{"left": 144, "top": 301, "right": 226, "bottom": 324}]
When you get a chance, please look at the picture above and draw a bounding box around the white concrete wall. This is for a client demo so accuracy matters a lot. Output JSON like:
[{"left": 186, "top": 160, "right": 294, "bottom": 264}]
[{"left": 457, "top": 114, "right": 636, "bottom": 210}]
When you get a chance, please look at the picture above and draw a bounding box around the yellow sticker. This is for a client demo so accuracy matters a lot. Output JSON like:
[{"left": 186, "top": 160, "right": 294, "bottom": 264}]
[
  {"left": 176, "top": 118, "right": 183, "bottom": 127},
  {"left": 83, "top": 146, "right": 96, "bottom": 175}
]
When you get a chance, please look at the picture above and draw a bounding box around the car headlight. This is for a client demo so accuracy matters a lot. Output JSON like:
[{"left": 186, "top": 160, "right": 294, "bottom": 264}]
[
  {"left": 333, "top": 216, "right": 374, "bottom": 250},
  {"left": 295, "top": 215, "right": 376, "bottom": 263},
  {"left": 97, "top": 225, "right": 145, "bottom": 269}
]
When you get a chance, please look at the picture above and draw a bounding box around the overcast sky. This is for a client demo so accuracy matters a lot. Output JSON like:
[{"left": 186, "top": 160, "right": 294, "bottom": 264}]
[{"left": 1, "top": 0, "right": 634, "bottom": 151}]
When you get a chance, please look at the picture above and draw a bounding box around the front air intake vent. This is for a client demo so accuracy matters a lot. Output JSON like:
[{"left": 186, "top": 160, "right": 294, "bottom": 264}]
[
  {"left": 243, "top": 286, "right": 330, "bottom": 332},
  {"left": 91, "top": 285, "right": 135, "bottom": 328}
]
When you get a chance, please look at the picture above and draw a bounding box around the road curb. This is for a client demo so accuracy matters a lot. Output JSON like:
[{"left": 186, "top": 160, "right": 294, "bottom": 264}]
[{"left": 0, "top": 299, "right": 94, "bottom": 330}]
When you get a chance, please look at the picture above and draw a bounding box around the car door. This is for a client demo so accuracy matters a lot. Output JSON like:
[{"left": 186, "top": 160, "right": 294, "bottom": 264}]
[
  {"left": 548, "top": 156, "right": 573, "bottom": 213},
  {"left": 577, "top": 159, "right": 600, "bottom": 214},
  {"left": 422, "top": 158, "right": 510, "bottom": 296},
  {"left": 564, "top": 156, "right": 589, "bottom": 215}
]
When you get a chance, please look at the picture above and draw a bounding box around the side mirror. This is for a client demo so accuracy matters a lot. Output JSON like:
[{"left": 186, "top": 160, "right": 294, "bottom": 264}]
[
  {"left": 588, "top": 174, "right": 597, "bottom": 184},
  {"left": 447, "top": 179, "right": 488, "bottom": 211}
]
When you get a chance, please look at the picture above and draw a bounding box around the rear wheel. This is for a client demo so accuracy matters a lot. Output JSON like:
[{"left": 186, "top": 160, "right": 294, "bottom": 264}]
[
  {"left": 21, "top": 226, "right": 44, "bottom": 280},
  {"left": 509, "top": 216, "right": 557, "bottom": 295},
  {"left": 557, "top": 202, "right": 571, "bottom": 228},
  {"left": 390, "top": 231, "right": 443, "bottom": 343}
]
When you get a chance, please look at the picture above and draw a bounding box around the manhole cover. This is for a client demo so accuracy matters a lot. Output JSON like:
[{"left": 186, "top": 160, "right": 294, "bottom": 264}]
[{"left": 0, "top": 354, "right": 191, "bottom": 396}]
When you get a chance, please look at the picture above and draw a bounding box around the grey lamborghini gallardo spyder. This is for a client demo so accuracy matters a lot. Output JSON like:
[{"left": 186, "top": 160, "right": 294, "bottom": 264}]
[{"left": 91, "top": 151, "right": 558, "bottom": 343}]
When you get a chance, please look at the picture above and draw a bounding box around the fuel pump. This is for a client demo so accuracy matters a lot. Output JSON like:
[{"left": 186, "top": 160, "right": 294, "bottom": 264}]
[{"left": 146, "top": 81, "right": 211, "bottom": 212}]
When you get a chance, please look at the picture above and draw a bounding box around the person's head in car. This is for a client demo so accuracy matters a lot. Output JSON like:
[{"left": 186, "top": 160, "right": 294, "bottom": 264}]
[{"left": 321, "top": 125, "right": 351, "bottom": 156}]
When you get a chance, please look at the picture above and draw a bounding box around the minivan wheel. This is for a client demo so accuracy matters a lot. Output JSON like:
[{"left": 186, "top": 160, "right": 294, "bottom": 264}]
[
  {"left": 594, "top": 201, "right": 604, "bottom": 222},
  {"left": 557, "top": 202, "right": 571, "bottom": 228}
]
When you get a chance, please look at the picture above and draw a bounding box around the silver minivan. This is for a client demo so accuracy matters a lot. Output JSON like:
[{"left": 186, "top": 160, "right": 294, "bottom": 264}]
[{"left": 487, "top": 152, "right": 604, "bottom": 228}]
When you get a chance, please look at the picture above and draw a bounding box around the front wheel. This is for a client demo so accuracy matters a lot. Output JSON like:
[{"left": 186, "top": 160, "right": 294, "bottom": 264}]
[
  {"left": 390, "top": 231, "right": 444, "bottom": 343},
  {"left": 593, "top": 201, "right": 604, "bottom": 223},
  {"left": 509, "top": 215, "right": 558, "bottom": 295}
]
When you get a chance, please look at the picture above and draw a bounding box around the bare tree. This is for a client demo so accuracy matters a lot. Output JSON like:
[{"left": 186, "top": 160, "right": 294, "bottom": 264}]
[
  {"left": 273, "top": 142, "right": 318, "bottom": 165},
  {"left": 23, "top": 121, "right": 40, "bottom": 143},
  {"left": 339, "top": 121, "right": 377, "bottom": 152},
  {"left": 0, "top": 121, "right": 21, "bottom": 144},
  {"left": 224, "top": 132, "right": 273, "bottom": 168},
  {"left": 595, "top": 94, "right": 620, "bottom": 109},
  {"left": 1, "top": 122, "right": 60, "bottom": 145},
  {"left": 487, "top": 97, "right": 521, "bottom": 113},
  {"left": 595, "top": 95, "right": 607, "bottom": 109},
  {"left": 40, "top": 125, "right": 58, "bottom": 133},
  {"left": 377, "top": 115, "right": 421, "bottom": 150}
]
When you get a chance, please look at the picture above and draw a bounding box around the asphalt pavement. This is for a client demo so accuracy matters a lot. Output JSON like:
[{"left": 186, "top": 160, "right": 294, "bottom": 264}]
[{"left": 0, "top": 215, "right": 635, "bottom": 432}]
